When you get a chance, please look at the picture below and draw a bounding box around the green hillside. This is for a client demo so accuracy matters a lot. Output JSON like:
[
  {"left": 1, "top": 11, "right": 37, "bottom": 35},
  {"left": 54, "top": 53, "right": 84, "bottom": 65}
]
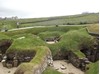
[{"left": 0, "top": 13, "right": 99, "bottom": 30}]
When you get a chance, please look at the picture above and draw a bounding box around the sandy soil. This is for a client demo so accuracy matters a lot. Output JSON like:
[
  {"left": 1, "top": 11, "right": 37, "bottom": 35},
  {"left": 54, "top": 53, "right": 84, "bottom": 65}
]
[
  {"left": 0, "top": 63, "right": 17, "bottom": 74},
  {"left": 0, "top": 60, "right": 84, "bottom": 74},
  {"left": 52, "top": 60, "right": 84, "bottom": 74}
]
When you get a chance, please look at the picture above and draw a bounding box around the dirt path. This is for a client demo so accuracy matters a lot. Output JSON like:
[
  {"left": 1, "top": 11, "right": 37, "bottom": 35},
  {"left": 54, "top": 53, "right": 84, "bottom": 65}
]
[
  {"left": 52, "top": 60, "right": 84, "bottom": 74},
  {"left": 0, "top": 63, "right": 17, "bottom": 74},
  {"left": 46, "top": 41, "right": 56, "bottom": 44}
]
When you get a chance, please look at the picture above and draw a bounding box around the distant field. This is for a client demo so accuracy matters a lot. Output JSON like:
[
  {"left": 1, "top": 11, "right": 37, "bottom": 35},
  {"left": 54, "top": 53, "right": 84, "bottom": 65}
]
[{"left": 0, "top": 13, "right": 99, "bottom": 30}]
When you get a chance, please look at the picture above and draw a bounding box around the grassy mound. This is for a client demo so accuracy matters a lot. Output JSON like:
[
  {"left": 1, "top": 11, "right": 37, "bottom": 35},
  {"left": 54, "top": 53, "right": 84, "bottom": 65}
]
[
  {"left": 42, "top": 67, "right": 62, "bottom": 74},
  {"left": 7, "top": 34, "right": 45, "bottom": 52},
  {"left": 0, "top": 33, "right": 11, "bottom": 41},
  {"left": 48, "top": 28, "right": 94, "bottom": 58},
  {"left": 5, "top": 34, "right": 51, "bottom": 74},
  {"left": 86, "top": 61, "right": 99, "bottom": 74},
  {"left": 6, "top": 34, "right": 46, "bottom": 60}
]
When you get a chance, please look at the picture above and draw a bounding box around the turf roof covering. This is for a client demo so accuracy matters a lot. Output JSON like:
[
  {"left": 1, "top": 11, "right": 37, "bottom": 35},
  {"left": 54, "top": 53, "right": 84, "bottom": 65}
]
[
  {"left": 86, "top": 61, "right": 99, "bottom": 74},
  {"left": 47, "top": 28, "right": 94, "bottom": 58},
  {"left": 0, "top": 33, "right": 11, "bottom": 41},
  {"left": 6, "top": 34, "right": 46, "bottom": 53}
]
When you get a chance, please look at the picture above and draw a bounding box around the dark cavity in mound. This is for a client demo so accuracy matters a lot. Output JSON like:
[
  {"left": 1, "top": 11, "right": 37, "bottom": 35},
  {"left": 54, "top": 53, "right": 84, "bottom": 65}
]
[
  {"left": 2, "top": 50, "right": 36, "bottom": 68},
  {"left": 0, "top": 39, "right": 12, "bottom": 62},
  {"left": 80, "top": 38, "right": 99, "bottom": 62},
  {"left": 7, "top": 50, "right": 36, "bottom": 64},
  {"left": 0, "top": 39, "right": 12, "bottom": 54}
]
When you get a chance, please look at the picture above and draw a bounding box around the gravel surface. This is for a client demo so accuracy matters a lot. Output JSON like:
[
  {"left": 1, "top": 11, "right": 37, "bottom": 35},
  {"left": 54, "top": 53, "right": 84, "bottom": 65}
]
[
  {"left": 52, "top": 60, "right": 84, "bottom": 74},
  {"left": 0, "top": 63, "right": 17, "bottom": 74}
]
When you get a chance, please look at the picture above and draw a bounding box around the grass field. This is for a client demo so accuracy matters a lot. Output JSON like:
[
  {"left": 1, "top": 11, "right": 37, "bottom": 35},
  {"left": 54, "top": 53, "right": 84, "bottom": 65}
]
[
  {"left": 0, "top": 13, "right": 99, "bottom": 30},
  {"left": 42, "top": 67, "right": 62, "bottom": 74}
]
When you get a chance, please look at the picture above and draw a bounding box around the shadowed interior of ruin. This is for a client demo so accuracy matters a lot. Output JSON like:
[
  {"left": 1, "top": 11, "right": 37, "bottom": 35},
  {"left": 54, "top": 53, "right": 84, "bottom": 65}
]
[
  {"left": 80, "top": 38, "right": 99, "bottom": 62},
  {"left": 0, "top": 39, "right": 36, "bottom": 68},
  {"left": 5, "top": 50, "right": 36, "bottom": 68},
  {"left": 0, "top": 40, "right": 12, "bottom": 55},
  {"left": 80, "top": 48, "right": 99, "bottom": 62},
  {"left": 53, "top": 51, "right": 69, "bottom": 60}
]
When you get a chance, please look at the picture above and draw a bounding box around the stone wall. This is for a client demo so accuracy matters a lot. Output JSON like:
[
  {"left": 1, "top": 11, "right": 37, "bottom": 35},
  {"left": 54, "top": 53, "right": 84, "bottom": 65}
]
[
  {"left": 1, "top": 50, "right": 36, "bottom": 68},
  {"left": 14, "top": 47, "right": 53, "bottom": 74},
  {"left": 68, "top": 51, "right": 89, "bottom": 71},
  {"left": 32, "top": 54, "right": 53, "bottom": 74},
  {"left": 53, "top": 50, "right": 89, "bottom": 71},
  {"left": 68, "top": 52, "right": 81, "bottom": 68},
  {"left": 53, "top": 50, "right": 69, "bottom": 60}
]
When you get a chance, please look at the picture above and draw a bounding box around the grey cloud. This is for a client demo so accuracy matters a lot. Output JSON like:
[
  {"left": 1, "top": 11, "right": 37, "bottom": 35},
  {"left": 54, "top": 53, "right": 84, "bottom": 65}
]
[{"left": 0, "top": 7, "right": 31, "bottom": 18}]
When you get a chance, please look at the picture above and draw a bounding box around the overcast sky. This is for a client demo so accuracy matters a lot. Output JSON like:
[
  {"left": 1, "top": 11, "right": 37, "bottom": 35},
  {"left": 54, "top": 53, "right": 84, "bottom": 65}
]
[{"left": 0, "top": 0, "right": 99, "bottom": 18}]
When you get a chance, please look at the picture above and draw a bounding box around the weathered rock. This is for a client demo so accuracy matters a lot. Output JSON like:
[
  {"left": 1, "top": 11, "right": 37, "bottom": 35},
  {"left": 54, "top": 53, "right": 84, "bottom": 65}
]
[
  {"left": 55, "top": 68, "right": 59, "bottom": 70},
  {"left": 13, "top": 60, "right": 18, "bottom": 67},
  {"left": 47, "top": 55, "right": 53, "bottom": 66},
  {"left": 6, "top": 63, "right": 13, "bottom": 68},
  {"left": 60, "top": 66, "right": 66, "bottom": 70},
  {"left": 0, "top": 54, "right": 2, "bottom": 62},
  {"left": 1, "top": 60, "right": 6, "bottom": 67},
  {"left": 85, "top": 61, "right": 90, "bottom": 64}
]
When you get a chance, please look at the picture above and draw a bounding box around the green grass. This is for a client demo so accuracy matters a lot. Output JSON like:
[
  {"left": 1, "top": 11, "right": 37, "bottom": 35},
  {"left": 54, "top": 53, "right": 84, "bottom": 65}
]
[
  {"left": 38, "top": 31, "right": 64, "bottom": 40},
  {"left": 20, "top": 13, "right": 99, "bottom": 27},
  {"left": 0, "top": 33, "right": 11, "bottom": 41},
  {"left": 42, "top": 67, "right": 62, "bottom": 74},
  {"left": 47, "top": 28, "right": 94, "bottom": 58},
  {"left": 0, "top": 24, "right": 98, "bottom": 74},
  {"left": 3, "top": 26, "right": 84, "bottom": 37},
  {"left": 6, "top": 34, "right": 46, "bottom": 53},
  {"left": 86, "top": 61, "right": 99, "bottom": 74},
  {"left": 87, "top": 24, "right": 99, "bottom": 34},
  {"left": 0, "top": 13, "right": 99, "bottom": 30},
  {"left": 5, "top": 33, "right": 51, "bottom": 74}
]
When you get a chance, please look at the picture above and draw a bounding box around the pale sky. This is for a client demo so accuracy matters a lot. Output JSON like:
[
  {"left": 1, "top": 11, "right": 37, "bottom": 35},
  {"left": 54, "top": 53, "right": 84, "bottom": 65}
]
[{"left": 0, "top": 0, "right": 99, "bottom": 18}]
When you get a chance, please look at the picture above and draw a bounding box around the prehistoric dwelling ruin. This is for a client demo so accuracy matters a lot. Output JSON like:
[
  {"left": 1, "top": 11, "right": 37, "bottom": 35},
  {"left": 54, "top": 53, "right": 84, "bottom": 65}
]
[{"left": 0, "top": 23, "right": 99, "bottom": 74}]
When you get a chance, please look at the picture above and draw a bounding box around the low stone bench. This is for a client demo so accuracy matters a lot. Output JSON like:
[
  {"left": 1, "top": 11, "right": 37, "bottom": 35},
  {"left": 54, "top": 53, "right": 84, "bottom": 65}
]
[{"left": 6, "top": 63, "right": 13, "bottom": 68}]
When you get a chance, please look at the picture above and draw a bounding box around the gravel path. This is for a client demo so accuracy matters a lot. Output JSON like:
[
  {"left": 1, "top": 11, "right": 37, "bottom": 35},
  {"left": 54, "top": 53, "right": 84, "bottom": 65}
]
[
  {"left": 52, "top": 60, "right": 84, "bottom": 74},
  {"left": 0, "top": 63, "right": 17, "bottom": 74}
]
